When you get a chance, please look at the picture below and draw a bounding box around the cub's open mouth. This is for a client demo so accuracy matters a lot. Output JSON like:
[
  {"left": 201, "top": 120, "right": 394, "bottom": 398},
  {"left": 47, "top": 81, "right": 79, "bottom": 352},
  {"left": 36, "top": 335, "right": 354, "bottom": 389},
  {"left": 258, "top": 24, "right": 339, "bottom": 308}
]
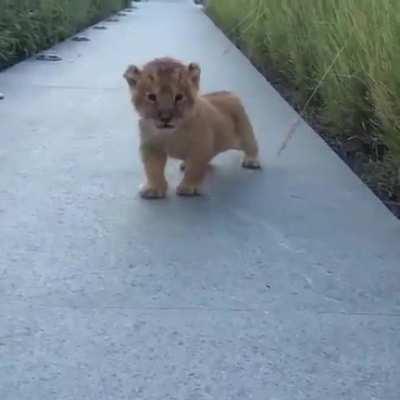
[{"left": 158, "top": 123, "right": 175, "bottom": 130}]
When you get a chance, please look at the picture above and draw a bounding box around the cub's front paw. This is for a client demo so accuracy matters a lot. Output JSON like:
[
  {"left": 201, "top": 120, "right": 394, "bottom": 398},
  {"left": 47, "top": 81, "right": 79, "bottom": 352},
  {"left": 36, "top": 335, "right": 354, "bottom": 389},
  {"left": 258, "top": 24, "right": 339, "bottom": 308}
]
[
  {"left": 176, "top": 184, "right": 201, "bottom": 197},
  {"left": 139, "top": 185, "right": 167, "bottom": 199}
]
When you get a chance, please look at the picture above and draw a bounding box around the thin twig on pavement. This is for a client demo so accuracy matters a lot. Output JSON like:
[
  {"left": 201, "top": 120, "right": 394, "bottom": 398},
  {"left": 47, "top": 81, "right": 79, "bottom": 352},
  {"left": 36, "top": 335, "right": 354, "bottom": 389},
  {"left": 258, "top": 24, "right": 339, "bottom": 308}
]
[{"left": 277, "top": 44, "right": 347, "bottom": 156}]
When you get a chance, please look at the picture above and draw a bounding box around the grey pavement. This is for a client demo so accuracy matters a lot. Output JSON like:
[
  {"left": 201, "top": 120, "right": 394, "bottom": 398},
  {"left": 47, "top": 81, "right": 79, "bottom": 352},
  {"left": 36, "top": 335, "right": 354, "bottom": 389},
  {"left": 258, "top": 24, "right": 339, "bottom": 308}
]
[{"left": 1, "top": 1, "right": 399, "bottom": 399}]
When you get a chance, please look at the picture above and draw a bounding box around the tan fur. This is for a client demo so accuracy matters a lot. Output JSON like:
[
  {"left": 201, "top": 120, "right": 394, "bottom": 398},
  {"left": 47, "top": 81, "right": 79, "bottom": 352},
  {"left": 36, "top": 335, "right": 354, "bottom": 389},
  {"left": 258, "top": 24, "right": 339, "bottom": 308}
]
[{"left": 124, "top": 57, "right": 260, "bottom": 198}]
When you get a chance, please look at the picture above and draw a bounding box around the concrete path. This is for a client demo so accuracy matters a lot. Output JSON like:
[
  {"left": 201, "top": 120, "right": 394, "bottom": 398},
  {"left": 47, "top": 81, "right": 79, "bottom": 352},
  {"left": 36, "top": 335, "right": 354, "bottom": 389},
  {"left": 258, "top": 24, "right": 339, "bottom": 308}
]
[{"left": 1, "top": 1, "right": 399, "bottom": 399}]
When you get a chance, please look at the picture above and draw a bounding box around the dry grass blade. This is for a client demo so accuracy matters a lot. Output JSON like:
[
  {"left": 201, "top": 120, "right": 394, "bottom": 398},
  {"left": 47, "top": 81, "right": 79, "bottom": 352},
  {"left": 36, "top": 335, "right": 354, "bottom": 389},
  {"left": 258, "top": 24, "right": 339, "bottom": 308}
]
[
  {"left": 277, "top": 43, "right": 347, "bottom": 156},
  {"left": 222, "top": 6, "right": 261, "bottom": 54}
]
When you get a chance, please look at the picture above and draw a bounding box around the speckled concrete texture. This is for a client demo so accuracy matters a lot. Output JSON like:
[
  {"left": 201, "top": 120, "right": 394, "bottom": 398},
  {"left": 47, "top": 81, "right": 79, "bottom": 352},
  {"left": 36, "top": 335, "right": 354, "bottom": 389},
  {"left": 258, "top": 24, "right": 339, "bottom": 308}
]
[{"left": 0, "top": 1, "right": 399, "bottom": 399}]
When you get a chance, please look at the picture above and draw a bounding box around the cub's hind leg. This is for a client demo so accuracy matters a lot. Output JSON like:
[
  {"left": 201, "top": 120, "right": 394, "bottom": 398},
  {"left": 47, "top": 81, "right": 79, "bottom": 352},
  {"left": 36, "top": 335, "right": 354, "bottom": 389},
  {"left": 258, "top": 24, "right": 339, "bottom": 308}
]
[{"left": 235, "top": 106, "right": 261, "bottom": 169}]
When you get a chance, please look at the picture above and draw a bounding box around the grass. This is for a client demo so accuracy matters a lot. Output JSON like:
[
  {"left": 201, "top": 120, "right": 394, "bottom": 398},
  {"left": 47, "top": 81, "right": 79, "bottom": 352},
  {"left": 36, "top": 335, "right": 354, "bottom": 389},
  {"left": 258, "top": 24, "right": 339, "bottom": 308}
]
[
  {"left": 208, "top": 0, "right": 400, "bottom": 209},
  {"left": 0, "top": 0, "right": 131, "bottom": 68}
]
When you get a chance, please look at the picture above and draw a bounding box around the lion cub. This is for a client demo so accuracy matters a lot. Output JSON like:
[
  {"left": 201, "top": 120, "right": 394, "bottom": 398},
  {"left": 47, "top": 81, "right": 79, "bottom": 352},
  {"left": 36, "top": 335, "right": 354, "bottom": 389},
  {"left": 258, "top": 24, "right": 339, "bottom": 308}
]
[{"left": 124, "top": 57, "right": 260, "bottom": 199}]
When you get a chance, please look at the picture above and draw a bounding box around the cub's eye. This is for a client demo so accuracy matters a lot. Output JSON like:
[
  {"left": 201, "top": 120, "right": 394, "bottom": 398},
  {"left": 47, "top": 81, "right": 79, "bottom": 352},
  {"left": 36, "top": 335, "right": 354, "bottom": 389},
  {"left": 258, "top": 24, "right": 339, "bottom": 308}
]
[
  {"left": 147, "top": 93, "right": 157, "bottom": 102},
  {"left": 175, "top": 94, "right": 184, "bottom": 103}
]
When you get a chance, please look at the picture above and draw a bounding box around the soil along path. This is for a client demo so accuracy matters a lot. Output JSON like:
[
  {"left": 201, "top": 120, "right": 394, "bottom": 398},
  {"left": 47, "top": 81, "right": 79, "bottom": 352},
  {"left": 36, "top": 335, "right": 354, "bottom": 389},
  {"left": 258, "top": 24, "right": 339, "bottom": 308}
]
[{"left": 0, "top": 1, "right": 399, "bottom": 399}]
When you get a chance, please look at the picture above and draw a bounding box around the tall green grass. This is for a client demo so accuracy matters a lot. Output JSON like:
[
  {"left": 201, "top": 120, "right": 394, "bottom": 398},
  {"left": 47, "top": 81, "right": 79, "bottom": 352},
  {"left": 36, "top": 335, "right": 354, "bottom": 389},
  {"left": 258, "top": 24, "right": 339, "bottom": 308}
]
[
  {"left": 0, "top": 0, "right": 130, "bottom": 68},
  {"left": 208, "top": 0, "right": 400, "bottom": 178}
]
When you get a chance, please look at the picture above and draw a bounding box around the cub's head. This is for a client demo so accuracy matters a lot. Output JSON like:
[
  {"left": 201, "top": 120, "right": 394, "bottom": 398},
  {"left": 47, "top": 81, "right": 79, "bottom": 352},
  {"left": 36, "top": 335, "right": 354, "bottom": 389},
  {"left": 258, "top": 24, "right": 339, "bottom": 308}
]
[{"left": 123, "top": 57, "right": 201, "bottom": 131}]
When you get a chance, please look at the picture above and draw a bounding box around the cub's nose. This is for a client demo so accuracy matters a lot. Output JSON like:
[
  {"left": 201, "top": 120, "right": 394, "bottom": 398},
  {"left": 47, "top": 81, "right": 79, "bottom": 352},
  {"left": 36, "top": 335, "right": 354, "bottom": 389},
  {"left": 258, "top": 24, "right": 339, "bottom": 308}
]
[{"left": 159, "top": 111, "right": 173, "bottom": 124}]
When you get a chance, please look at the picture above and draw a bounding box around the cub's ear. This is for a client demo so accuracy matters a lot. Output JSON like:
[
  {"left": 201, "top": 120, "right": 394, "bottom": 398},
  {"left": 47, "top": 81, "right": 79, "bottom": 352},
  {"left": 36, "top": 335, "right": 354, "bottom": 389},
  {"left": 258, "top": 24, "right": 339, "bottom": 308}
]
[
  {"left": 187, "top": 62, "right": 201, "bottom": 87},
  {"left": 123, "top": 65, "right": 141, "bottom": 87}
]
